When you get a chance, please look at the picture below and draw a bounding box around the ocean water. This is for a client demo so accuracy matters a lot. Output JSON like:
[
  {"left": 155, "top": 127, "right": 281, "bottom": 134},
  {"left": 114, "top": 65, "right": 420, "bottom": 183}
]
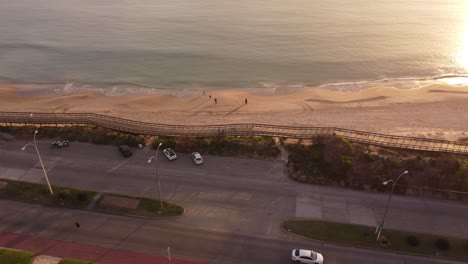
[{"left": 1, "top": 0, "right": 468, "bottom": 94}]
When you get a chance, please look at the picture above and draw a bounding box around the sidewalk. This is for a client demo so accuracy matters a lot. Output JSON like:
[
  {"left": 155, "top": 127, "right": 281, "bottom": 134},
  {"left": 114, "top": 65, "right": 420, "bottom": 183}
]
[{"left": 0, "top": 231, "right": 205, "bottom": 264}]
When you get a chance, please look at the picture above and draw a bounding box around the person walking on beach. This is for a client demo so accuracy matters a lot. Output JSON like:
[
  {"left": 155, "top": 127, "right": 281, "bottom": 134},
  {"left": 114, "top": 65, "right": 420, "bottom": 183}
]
[
  {"left": 75, "top": 221, "right": 80, "bottom": 230},
  {"left": 245, "top": 98, "right": 248, "bottom": 104},
  {"left": 209, "top": 95, "right": 212, "bottom": 99},
  {"left": 214, "top": 98, "right": 217, "bottom": 104}
]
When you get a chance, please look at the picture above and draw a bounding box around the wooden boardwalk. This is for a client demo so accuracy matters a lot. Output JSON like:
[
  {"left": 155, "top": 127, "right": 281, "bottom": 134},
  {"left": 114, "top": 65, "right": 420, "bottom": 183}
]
[{"left": 1, "top": 111, "right": 467, "bottom": 155}]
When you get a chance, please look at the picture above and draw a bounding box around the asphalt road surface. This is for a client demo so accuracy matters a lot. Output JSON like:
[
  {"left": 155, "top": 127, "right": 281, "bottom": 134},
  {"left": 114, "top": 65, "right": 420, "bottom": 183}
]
[{"left": 1, "top": 140, "right": 467, "bottom": 264}]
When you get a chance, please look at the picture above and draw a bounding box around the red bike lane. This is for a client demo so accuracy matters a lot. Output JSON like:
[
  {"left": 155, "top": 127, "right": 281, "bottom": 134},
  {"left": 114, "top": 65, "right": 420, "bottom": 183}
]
[{"left": 0, "top": 231, "right": 206, "bottom": 264}]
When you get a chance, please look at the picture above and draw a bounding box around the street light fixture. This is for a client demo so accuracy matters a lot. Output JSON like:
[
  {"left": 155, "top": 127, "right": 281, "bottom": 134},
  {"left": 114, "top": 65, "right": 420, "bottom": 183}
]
[
  {"left": 21, "top": 130, "right": 54, "bottom": 195},
  {"left": 376, "top": 170, "right": 408, "bottom": 241},
  {"left": 148, "top": 142, "right": 163, "bottom": 209}
]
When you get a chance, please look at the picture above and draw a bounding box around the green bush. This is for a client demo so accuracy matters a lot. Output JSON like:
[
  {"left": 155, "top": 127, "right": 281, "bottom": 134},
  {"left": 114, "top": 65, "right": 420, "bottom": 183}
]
[
  {"left": 155, "top": 136, "right": 279, "bottom": 159},
  {"left": 435, "top": 238, "right": 451, "bottom": 251},
  {"left": 57, "top": 190, "right": 70, "bottom": 200},
  {"left": 342, "top": 156, "right": 354, "bottom": 167},
  {"left": 406, "top": 236, "right": 420, "bottom": 247},
  {"left": 337, "top": 136, "right": 355, "bottom": 152},
  {"left": 59, "top": 258, "right": 99, "bottom": 264},
  {"left": 154, "top": 137, "right": 177, "bottom": 149},
  {"left": 1, "top": 125, "right": 146, "bottom": 147},
  {"left": 76, "top": 192, "right": 88, "bottom": 202}
]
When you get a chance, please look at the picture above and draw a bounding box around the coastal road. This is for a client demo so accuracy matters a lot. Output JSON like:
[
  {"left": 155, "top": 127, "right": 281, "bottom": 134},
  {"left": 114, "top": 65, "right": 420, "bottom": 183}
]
[{"left": 1, "top": 140, "right": 468, "bottom": 263}]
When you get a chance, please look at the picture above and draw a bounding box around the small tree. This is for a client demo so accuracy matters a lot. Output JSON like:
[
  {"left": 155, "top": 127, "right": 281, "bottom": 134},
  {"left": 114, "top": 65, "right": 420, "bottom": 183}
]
[
  {"left": 406, "top": 236, "right": 420, "bottom": 247},
  {"left": 57, "top": 190, "right": 70, "bottom": 200}
]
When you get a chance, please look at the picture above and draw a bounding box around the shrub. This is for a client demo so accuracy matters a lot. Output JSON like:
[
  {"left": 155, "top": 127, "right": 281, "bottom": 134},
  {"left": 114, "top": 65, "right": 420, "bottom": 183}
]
[
  {"left": 76, "top": 192, "right": 88, "bottom": 202},
  {"left": 435, "top": 238, "right": 451, "bottom": 251},
  {"left": 379, "top": 235, "right": 391, "bottom": 246},
  {"left": 155, "top": 137, "right": 177, "bottom": 149},
  {"left": 342, "top": 156, "right": 353, "bottom": 167},
  {"left": 337, "top": 137, "right": 355, "bottom": 152},
  {"left": 57, "top": 190, "right": 70, "bottom": 200},
  {"left": 406, "top": 236, "right": 420, "bottom": 247}
]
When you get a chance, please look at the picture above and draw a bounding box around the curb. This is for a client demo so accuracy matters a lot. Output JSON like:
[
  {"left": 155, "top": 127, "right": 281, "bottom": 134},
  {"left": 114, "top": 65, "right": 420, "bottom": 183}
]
[{"left": 280, "top": 221, "right": 467, "bottom": 263}]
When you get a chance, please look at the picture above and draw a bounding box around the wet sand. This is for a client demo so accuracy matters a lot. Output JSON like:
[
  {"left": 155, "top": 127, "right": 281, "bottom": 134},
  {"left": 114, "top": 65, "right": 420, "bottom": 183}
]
[{"left": 0, "top": 84, "right": 467, "bottom": 140}]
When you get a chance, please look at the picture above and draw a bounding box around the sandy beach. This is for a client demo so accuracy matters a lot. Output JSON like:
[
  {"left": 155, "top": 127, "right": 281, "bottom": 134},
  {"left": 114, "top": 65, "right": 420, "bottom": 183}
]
[{"left": 0, "top": 84, "right": 467, "bottom": 141}]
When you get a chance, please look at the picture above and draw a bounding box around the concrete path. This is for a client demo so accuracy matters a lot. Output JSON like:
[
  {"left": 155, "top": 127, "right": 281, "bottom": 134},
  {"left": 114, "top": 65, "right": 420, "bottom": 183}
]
[{"left": 32, "top": 255, "right": 61, "bottom": 264}]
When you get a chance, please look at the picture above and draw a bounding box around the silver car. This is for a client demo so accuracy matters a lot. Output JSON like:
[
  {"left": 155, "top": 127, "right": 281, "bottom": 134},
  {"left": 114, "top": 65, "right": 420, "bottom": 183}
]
[
  {"left": 163, "top": 148, "right": 177, "bottom": 160},
  {"left": 191, "top": 152, "right": 203, "bottom": 165},
  {"left": 291, "top": 249, "right": 324, "bottom": 264}
]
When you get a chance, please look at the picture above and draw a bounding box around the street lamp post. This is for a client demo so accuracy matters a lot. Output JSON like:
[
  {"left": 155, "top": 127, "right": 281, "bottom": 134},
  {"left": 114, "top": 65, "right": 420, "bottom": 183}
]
[
  {"left": 148, "top": 142, "right": 163, "bottom": 209},
  {"left": 21, "top": 130, "right": 54, "bottom": 195},
  {"left": 376, "top": 170, "right": 408, "bottom": 241}
]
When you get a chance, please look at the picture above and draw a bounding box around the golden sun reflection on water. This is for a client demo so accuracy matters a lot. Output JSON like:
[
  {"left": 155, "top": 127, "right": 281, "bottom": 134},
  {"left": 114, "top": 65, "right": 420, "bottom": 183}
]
[{"left": 457, "top": 7, "right": 468, "bottom": 70}]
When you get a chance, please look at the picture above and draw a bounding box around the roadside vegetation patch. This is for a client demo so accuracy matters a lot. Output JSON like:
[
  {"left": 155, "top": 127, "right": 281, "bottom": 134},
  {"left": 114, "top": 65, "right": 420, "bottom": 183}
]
[
  {"left": 0, "top": 179, "right": 184, "bottom": 218},
  {"left": 0, "top": 247, "right": 35, "bottom": 264},
  {"left": 2, "top": 125, "right": 279, "bottom": 159},
  {"left": 96, "top": 194, "right": 183, "bottom": 217},
  {"left": 283, "top": 219, "right": 468, "bottom": 261},
  {"left": 286, "top": 136, "right": 468, "bottom": 197},
  {"left": 0, "top": 125, "right": 146, "bottom": 147},
  {"left": 58, "top": 258, "right": 99, "bottom": 264},
  {"left": 155, "top": 136, "right": 280, "bottom": 159},
  {"left": 0, "top": 180, "right": 95, "bottom": 208}
]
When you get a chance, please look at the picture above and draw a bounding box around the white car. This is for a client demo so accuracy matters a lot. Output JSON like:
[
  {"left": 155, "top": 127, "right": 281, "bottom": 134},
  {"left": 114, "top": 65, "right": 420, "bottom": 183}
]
[
  {"left": 191, "top": 152, "right": 203, "bottom": 165},
  {"left": 163, "top": 148, "right": 177, "bottom": 160},
  {"left": 291, "top": 249, "right": 324, "bottom": 264}
]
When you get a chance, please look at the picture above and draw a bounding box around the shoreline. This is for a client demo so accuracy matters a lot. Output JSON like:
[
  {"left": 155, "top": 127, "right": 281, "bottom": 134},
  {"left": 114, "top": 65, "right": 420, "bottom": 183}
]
[
  {"left": 3, "top": 73, "right": 468, "bottom": 97},
  {"left": 1, "top": 83, "right": 468, "bottom": 141}
]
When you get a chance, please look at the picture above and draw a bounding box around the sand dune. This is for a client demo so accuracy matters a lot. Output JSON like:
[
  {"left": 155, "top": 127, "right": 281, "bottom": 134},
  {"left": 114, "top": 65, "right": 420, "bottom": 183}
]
[{"left": 0, "top": 84, "right": 467, "bottom": 140}]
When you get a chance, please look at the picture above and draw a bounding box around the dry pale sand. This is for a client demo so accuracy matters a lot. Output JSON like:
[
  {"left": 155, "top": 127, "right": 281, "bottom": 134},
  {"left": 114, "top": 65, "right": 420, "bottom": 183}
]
[{"left": 0, "top": 84, "right": 467, "bottom": 140}]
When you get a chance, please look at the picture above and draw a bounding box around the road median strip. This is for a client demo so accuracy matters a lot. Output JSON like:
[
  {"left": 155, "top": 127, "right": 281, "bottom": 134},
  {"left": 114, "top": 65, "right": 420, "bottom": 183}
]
[
  {"left": 0, "top": 179, "right": 184, "bottom": 217},
  {"left": 283, "top": 219, "right": 468, "bottom": 262}
]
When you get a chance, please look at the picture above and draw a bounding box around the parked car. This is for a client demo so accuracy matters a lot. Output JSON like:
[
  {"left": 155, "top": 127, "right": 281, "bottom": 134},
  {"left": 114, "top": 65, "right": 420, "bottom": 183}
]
[
  {"left": 50, "top": 140, "right": 69, "bottom": 149},
  {"left": 291, "top": 249, "right": 324, "bottom": 264},
  {"left": 163, "top": 148, "right": 177, "bottom": 160},
  {"left": 191, "top": 152, "right": 203, "bottom": 165},
  {"left": 119, "top": 145, "right": 132, "bottom": 157}
]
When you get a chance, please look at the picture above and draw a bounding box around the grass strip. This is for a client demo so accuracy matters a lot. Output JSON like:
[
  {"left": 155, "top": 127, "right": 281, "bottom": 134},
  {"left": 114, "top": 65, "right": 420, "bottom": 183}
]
[
  {"left": 283, "top": 219, "right": 468, "bottom": 261},
  {"left": 96, "top": 195, "right": 184, "bottom": 217},
  {"left": 0, "top": 179, "right": 184, "bottom": 217},
  {"left": 0, "top": 180, "right": 95, "bottom": 208},
  {"left": 59, "top": 258, "right": 99, "bottom": 264},
  {"left": 0, "top": 247, "right": 35, "bottom": 264}
]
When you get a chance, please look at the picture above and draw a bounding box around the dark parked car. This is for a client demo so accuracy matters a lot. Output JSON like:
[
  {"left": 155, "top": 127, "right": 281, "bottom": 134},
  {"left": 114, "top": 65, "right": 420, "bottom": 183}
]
[
  {"left": 119, "top": 145, "right": 132, "bottom": 157},
  {"left": 50, "top": 140, "right": 69, "bottom": 148}
]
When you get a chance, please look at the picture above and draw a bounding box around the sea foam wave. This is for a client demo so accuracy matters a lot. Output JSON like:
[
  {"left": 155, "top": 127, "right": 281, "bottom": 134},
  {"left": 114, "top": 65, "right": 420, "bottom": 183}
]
[
  {"left": 318, "top": 74, "right": 468, "bottom": 91},
  {"left": 3, "top": 74, "right": 468, "bottom": 97}
]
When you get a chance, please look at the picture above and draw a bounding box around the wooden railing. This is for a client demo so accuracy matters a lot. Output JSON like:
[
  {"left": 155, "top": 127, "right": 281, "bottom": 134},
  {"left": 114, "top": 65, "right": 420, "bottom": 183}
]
[{"left": 1, "top": 111, "right": 467, "bottom": 155}]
